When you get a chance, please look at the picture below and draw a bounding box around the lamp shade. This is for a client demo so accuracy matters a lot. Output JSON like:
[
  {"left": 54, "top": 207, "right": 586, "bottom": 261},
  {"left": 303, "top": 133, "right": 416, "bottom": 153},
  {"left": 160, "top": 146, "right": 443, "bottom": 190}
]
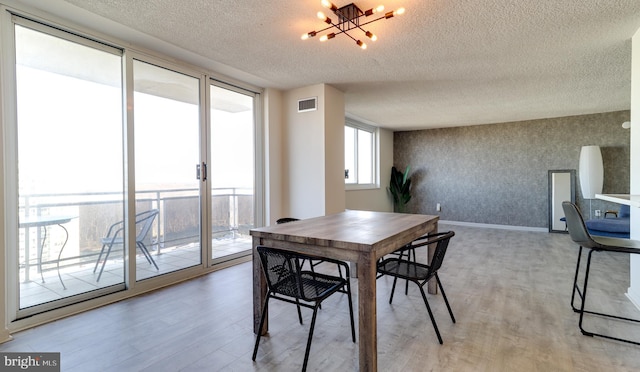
[{"left": 578, "top": 145, "right": 603, "bottom": 199}]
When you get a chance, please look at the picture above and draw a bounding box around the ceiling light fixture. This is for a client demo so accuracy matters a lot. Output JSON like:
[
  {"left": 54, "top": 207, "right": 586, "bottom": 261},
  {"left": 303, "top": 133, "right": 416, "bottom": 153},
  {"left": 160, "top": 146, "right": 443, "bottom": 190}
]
[{"left": 301, "top": 0, "right": 405, "bottom": 50}]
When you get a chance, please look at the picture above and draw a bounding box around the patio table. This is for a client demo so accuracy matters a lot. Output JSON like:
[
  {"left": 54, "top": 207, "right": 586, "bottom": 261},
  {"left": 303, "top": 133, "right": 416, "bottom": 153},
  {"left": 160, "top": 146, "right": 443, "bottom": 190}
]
[{"left": 20, "top": 215, "right": 76, "bottom": 289}]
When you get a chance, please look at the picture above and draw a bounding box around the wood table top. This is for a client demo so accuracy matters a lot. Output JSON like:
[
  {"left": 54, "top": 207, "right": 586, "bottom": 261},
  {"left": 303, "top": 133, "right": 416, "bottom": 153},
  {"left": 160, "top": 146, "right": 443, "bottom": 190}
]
[{"left": 250, "top": 210, "right": 439, "bottom": 254}]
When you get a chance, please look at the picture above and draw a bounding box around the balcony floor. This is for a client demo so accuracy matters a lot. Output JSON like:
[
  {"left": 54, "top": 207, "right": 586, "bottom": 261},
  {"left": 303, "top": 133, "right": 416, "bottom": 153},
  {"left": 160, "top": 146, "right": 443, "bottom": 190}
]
[{"left": 19, "top": 236, "right": 251, "bottom": 309}]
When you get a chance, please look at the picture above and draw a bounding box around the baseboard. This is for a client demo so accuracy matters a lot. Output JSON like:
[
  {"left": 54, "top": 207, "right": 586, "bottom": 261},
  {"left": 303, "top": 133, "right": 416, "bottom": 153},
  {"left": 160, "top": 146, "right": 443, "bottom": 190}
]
[
  {"left": 0, "top": 329, "right": 13, "bottom": 344},
  {"left": 626, "top": 285, "right": 640, "bottom": 311},
  {"left": 439, "top": 220, "right": 548, "bottom": 233}
]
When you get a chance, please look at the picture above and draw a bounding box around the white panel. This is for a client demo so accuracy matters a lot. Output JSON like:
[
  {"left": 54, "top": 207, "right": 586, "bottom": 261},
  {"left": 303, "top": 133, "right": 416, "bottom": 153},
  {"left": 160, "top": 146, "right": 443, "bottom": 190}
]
[
  {"left": 578, "top": 145, "right": 603, "bottom": 199},
  {"left": 629, "top": 27, "right": 640, "bottom": 307}
]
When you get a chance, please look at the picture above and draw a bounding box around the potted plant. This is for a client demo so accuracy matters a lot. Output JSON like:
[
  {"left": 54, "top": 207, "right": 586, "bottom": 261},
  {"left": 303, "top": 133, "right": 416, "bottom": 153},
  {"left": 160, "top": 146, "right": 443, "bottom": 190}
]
[{"left": 388, "top": 165, "right": 412, "bottom": 213}]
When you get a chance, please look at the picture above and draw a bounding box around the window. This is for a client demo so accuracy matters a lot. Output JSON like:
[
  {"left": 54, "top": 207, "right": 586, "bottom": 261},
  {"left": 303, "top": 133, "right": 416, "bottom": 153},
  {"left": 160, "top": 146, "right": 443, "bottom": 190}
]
[{"left": 345, "top": 120, "right": 377, "bottom": 188}]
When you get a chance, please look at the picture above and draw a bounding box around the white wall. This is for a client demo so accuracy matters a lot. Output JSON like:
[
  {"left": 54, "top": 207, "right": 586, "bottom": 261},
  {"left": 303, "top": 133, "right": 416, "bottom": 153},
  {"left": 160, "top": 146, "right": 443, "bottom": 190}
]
[
  {"left": 345, "top": 127, "right": 394, "bottom": 212},
  {"left": 323, "top": 84, "right": 346, "bottom": 215},
  {"left": 282, "top": 84, "right": 345, "bottom": 219},
  {"left": 629, "top": 27, "right": 640, "bottom": 306},
  {"left": 263, "top": 88, "right": 284, "bottom": 225}
]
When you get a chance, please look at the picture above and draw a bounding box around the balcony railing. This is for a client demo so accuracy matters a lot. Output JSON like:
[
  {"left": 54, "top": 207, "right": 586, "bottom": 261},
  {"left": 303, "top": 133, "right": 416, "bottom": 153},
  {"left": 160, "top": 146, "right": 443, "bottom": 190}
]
[{"left": 19, "top": 187, "right": 254, "bottom": 281}]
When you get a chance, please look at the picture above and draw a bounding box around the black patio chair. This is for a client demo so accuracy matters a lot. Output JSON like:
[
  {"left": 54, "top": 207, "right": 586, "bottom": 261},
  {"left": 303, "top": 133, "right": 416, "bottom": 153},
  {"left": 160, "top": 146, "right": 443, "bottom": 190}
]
[
  {"left": 94, "top": 209, "right": 160, "bottom": 281},
  {"left": 252, "top": 245, "right": 355, "bottom": 372},
  {"left": 377, "top": 230, "right": 456, "bottom": 344},
  {"left": 562, "top": 201, "right": 640, "bottom": 345}
]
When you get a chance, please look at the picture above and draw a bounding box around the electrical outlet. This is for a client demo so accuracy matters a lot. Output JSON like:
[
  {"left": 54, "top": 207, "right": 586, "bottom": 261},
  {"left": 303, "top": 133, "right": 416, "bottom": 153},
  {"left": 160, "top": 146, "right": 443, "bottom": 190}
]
[
  {"left": 436, "top": 203, "right": 441, "bottom": 212},
  {"left": 595, "top": 210, "right": 601, "bottom": 217}
]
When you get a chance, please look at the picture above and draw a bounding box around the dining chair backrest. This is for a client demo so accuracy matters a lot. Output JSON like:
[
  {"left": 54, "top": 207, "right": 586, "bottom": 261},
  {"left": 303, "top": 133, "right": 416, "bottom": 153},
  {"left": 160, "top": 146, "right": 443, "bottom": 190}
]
[
  {"left": 425, "top": 231, "right": 454, "bottom": 276},
  {"left": 276, "top": 217, "right": 300, "bottom": 224},
  {"left": 405, "top": 231, "right": 455, "bottom": 279},
  {"left": 562, "top": 201, "right": 600, "bottom": 249},
  {"left": 257, "top": 246, "right": 304, "bottom": 299}
]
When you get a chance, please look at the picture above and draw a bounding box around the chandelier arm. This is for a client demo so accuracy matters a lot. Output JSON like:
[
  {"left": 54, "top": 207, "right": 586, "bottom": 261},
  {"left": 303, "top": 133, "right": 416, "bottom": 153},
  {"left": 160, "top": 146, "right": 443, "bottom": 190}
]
[
  {"left": 314, "top": 24, "right": 336, "bottom": 34},
  {"left": 341, "top": 30, "right": 358, "bottom": 42},
  {"left": 358, "top": 15, "right": 387, "bottom": 28},
  {"left": 326, "top": 21, "right": 349, "bottom": 37}
]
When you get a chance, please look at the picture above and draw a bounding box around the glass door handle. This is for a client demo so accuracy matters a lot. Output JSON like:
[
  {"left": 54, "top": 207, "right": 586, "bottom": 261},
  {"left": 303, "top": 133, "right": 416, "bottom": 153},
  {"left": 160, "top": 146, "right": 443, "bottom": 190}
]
[{"left": 196, "top": 163, "right": 207, "bottom": 181}]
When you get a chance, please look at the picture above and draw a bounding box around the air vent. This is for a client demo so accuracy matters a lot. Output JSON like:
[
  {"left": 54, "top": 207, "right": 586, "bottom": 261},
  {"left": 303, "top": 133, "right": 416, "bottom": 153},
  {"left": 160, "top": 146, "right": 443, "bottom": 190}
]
[{"left": 298, "top": 97, "right": 317, "bottom": 112}]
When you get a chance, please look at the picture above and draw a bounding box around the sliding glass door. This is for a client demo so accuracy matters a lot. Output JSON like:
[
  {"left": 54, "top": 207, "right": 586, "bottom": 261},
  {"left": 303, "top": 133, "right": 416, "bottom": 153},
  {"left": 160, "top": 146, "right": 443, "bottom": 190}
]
[
  {"left": 132, "top": 60, "right": 202, "bottom": 280},
  {"left": 13, "top": 19, "right": 125, "bottom": 314},
  {"left": 210, "top": 83, "right": 256, "bottom": 263},
  {"left": 5, "top": 12, "right": 260, "bottom": 322}
]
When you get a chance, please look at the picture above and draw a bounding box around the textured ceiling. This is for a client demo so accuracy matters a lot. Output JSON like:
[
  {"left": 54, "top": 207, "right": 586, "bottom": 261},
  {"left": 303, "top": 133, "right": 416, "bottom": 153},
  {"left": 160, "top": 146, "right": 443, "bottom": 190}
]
[{"left": 11, "top": 0, "right": 640, "bottom": 130}]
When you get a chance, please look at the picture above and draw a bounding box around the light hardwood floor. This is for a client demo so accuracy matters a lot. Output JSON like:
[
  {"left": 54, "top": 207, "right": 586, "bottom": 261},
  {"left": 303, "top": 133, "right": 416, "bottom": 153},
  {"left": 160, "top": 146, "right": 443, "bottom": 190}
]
[{"left": 2, "top": 224, "right": 640, "bottom": 371}]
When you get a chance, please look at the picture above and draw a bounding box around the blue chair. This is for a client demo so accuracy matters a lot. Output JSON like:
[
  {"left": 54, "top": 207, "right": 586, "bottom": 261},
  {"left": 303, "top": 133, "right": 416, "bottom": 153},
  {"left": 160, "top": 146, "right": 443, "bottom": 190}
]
[{"left": 585, "top": 204, "right": 630, "bottom": 239}]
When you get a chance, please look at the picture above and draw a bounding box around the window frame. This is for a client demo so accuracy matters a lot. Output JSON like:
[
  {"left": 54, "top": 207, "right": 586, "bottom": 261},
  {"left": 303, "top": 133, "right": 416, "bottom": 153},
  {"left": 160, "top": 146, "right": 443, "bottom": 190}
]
[{"left": 345, "top": 118, "right": 379, "bottom": 190}]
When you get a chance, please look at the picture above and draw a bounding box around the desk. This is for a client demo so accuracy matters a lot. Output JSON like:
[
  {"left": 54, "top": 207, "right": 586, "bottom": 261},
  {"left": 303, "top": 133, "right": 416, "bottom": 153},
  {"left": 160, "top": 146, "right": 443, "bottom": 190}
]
[
  {"left": 250, "top": 210, "right": 439, "bottom": 372},
  {"left": 20, "top": 215, "right": 76, "bottom": 290}
]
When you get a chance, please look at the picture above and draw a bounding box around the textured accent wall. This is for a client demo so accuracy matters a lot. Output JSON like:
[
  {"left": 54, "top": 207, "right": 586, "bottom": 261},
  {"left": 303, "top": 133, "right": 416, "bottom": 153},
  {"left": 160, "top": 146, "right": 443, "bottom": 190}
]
[{"left": 394, "top": 111, "right": 630, "bottom": 228}]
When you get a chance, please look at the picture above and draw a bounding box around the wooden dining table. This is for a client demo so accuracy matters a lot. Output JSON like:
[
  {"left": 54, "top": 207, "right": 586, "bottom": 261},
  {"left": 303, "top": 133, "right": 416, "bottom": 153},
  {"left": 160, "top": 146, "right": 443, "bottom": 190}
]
[{"left": 250, "top": 210, "right": 439, "bottom": 372}]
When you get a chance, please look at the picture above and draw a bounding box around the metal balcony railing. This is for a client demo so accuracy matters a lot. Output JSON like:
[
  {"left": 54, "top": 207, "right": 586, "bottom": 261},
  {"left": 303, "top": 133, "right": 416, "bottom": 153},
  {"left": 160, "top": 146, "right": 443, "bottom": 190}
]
[{"left": 18, "top": 187, "right": 254, "bottom": 281}]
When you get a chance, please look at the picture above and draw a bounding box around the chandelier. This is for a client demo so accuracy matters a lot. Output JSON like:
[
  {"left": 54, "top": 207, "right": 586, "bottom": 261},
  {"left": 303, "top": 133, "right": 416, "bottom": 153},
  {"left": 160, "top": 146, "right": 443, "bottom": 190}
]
[{"left": 301, "top": 0, "right": 405, "bottom": 50}]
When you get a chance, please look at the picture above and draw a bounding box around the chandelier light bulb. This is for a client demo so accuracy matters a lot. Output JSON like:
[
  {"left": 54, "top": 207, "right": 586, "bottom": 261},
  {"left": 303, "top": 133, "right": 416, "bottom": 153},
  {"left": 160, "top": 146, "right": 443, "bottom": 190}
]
[
  {"left": 395, "top": 7, "right": 405, "bottom": 16},
  {"left": 365, "top": 31, "right": 377, "bottom": 41},
  {"left": 317, "top": 11, "right": 332, "bottom": 24},
  {"left": 357, "top": 40, "right": 367, "bottom": 49},
  {"left": 365, "top": 4, "right": 385, "bottom": 16},
  {"left": 320, "top": 33, "right": 336, "bottom": 42},
  {"left": 321, "top": 0, "right": 338, "bottom": 11},
  {"left": 301, "top": 31, "right": 317, "bottom": 40}
]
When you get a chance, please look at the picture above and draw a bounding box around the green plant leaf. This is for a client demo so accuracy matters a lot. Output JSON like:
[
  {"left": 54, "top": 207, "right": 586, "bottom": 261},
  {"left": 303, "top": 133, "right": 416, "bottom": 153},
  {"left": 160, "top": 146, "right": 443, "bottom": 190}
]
[{"left": 389, "top": 165, "right": 411, "bottom": 212}]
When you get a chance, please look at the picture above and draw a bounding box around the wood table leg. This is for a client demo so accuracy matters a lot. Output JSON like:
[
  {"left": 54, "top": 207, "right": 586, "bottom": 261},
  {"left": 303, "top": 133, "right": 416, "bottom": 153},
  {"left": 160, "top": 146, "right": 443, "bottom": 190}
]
[
  {"left": 253, "top": 236, "right": 267, "bottom": 335},
  {"left": 427, "top": 223, "right": 438, "bottom": 294},
  {"left": 357, "top": 251, "right": 377, "bottom": 372}
]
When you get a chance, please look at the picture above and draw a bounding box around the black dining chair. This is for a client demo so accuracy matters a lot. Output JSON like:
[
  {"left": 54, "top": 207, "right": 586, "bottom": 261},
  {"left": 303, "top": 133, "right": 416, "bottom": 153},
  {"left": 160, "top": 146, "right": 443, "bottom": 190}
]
[
  {"left": 378, "top": 234, "right": 421, "bottom": 295},
  {"left": 377, "top": 230, "right": 456, "bottom": 344},
  {"left": 276, "top": 217, "right": 343, "bottom": 278},
  {"left": 94, "top": 209, "right": 160, "bottom": 281},
  {"left": 562, "top": 201, "right": 640, "bottom": 345},
  {"left": 252, "top": 245, "right": 355, "bottom": 372}
]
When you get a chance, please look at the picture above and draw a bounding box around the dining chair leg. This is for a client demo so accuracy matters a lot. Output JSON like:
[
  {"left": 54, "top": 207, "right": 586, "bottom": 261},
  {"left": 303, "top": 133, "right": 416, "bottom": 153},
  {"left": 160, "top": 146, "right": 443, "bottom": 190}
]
[
  {"left": 345, "top": 278, "right": 356, "bottom": 342},
  {"left": 436, "top": 274, "right": 455, "bottom": 323},
  {"left": 396, "top": 249, "right": 413, "bottom": 295},
  {"left": 389, "top": 276, "right": 399, "bottom": 304},
  {"left": 577, "top": 249, "right": 640, "bottom": 345},
  {"left": 295, "top": 298, "right": 304, "bottom": 324},
  {"left": 578, "top": 249, "right": 595, "bottom": 337},
  {"left": 252, "top": 295, "right": 271, "bottom": 361},
  {"left": 419, "top": 286, "right": 443, "bottom": 344},
  {"left": 302, "top": 304, "right": 321, "bottom": 372},
  {"left": 404, "top": 249, "right": 412, "bottom": 295},
  {"left": 571, "top": 246, "right": 584, "bottom": 313}
]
